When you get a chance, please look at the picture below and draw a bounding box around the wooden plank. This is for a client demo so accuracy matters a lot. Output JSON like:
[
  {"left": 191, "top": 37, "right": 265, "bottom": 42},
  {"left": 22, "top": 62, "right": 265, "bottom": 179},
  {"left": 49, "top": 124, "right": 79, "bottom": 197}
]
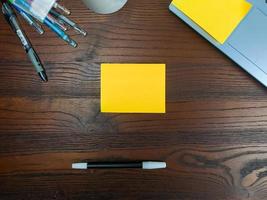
[
  {"left": 1, "top": 145, "right": 267, "bottom": 199},
  {"left": 1, "top": 97, "right": 267, "bottom": 155}
]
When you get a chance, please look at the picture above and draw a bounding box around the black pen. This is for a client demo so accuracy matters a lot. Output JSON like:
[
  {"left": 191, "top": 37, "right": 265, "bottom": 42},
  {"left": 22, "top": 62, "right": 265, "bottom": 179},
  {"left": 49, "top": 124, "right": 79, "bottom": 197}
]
[
  {"left": 50, "top": 9, "right": 87, "bottom": 36},
  {"left": 2, "top": 2, "right": 48, "bottom": 82},
  {"left": 72, "top": 161, "right": 167, "bottom": 170}
]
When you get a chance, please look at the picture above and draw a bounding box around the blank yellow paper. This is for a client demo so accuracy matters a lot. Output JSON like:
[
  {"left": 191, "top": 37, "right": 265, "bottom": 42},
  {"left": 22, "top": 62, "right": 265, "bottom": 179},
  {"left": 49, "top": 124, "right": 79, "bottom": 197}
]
[
  {"left": 172, "top": 0, "right": 252, "bottom": 43},
  {"left": 101, "top": 64, "right": 165, "bottom": 113}
]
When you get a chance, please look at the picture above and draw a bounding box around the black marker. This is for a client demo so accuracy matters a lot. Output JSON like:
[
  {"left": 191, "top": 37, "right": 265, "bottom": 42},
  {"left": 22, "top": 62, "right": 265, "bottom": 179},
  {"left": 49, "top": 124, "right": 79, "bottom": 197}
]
[{"left": 72, "top": 161, "right": 167, "bottom": 170}]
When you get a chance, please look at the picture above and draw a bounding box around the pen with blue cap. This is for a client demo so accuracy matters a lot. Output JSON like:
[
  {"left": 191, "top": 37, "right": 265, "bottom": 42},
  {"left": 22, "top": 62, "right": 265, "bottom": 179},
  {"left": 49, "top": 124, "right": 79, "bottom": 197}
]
[{"left": 1, "top": 2, "right": 48, "bottom": 81}]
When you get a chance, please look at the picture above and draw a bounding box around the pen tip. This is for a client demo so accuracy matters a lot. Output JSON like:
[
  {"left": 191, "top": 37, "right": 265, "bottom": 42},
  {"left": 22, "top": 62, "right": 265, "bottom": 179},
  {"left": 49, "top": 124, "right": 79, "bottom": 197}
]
[
  {"left": 74, "top": 27, "right": 87, "bottom": 37},
  {"left": 39, "top": 71, "right": 48, "bottom": 82},
  {"left": 69, "top": 39, "right": 78, "bottom": 48},
  {"left": 37, "top": 28, "right": 45, "bottom": 35},
  {"left": 81, "top": 30, "right": 87, "bottom": 37}
]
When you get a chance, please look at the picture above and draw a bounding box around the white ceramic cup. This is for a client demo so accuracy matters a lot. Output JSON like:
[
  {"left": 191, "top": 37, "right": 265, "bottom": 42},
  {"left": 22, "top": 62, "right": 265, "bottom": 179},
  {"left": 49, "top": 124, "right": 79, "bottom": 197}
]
[{"left": 82, "top": 0, "right": 128, "bottom": 14}]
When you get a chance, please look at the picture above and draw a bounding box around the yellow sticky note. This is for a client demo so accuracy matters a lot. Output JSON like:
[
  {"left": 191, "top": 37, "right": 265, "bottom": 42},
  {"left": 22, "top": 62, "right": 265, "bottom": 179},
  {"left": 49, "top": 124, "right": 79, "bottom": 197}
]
[
  {"left": 101, "top": 64, "right": 165, "bottom": 113},
  {"left": 172, "top": 0, "right": 252, "bottom": 43}
]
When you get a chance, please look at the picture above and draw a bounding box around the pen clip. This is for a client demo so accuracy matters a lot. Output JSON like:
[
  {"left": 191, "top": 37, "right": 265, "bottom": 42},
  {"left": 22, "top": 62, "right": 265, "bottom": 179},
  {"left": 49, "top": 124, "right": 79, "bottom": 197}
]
[{"left": 2, "top": 4, "right": 17, "bottom": 32}]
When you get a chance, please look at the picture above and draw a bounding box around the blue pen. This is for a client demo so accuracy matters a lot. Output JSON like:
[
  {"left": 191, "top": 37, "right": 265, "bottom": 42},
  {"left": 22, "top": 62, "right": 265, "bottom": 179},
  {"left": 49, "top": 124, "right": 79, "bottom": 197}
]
[
  {"left": 13, "top": 3, "right": 66, "bottom": 33},
  {"left": 12, "top": 3, "right": 44, "bottom": 34},
  {"left": 10, "top": 0, "right": 77, "bottom": 47},
  {"left": 43, "top": 17, "right": 77, "bottom": 48}
]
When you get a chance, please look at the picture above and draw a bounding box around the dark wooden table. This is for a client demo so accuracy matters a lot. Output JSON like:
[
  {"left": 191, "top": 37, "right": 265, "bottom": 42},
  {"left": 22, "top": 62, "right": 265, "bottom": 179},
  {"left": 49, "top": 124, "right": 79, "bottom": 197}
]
[{"left": 1, "top": 0, "right": 267, "bottom": 199}]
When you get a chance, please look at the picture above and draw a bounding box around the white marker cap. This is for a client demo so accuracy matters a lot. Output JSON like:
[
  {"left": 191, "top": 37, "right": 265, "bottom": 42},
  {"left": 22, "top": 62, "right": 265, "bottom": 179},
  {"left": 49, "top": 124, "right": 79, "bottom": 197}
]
[
  {"left": 72, "top": 163, "right": 87, "bottom": 169},
  {"left": 142, "top": 161, "right": 167, "bottom": 169}
]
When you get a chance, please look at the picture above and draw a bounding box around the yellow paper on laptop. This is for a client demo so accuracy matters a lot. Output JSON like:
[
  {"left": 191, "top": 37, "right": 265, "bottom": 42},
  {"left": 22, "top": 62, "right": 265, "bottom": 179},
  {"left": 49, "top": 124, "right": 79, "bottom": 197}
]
[
  {"left": 101, "top": 64, "right": 165, "bottom": 113},
  {"left": 172, "top": 0, "right": 252, "bottom": 44}
]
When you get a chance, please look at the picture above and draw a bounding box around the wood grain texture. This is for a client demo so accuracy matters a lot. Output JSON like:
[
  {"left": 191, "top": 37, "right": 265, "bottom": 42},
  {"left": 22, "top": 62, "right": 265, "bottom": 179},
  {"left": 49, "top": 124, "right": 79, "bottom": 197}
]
[{"left": 1, "top": 0, "right": 267, "bottom": 199}]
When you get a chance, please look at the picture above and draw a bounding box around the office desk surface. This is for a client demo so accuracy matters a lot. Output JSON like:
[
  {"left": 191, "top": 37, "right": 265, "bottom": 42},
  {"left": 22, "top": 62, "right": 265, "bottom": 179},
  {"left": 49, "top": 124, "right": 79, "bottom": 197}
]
[{"left": 1, "top": 0, "right": 267, "bottom": 199}]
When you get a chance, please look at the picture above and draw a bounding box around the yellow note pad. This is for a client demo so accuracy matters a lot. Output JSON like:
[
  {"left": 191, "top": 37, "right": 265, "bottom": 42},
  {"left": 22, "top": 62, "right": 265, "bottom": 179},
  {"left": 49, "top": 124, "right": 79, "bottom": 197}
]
[
  {"left": 101, "top": 64, "right": 166, "bottom": 113},
  {"left": 172, "top": 0, "right": 252, "bottom": 43}
]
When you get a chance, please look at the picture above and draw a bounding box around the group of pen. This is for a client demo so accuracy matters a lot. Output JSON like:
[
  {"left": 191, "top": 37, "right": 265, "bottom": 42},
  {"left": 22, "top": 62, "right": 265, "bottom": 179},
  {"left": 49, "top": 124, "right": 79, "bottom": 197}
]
[{"left": 1, "top": 0, "right": 87, "bottom": 82}]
